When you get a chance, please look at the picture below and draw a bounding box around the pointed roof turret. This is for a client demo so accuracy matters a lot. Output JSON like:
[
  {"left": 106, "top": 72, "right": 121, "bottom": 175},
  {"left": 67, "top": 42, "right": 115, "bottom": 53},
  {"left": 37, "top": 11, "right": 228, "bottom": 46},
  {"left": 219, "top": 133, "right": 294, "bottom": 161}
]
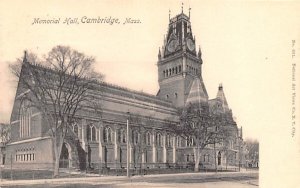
[
  {"left": 186, "top": 77, "right": 208, "bottom": 105},
  {"left": 198, "top": 46, "right": 202, "bottom": 58},
  {"left": 163, "top": 5, "right": 197, "bottom": 58},
  {"left": 158, "top": 48, "right": 161, "bottom": 60},
  {"left": 216, "top": 83, "right": 230, "bottom": 112},
  {"left": 23, "top": 50, "right": 28, "bottom": 63},
  {"left": 240, "top": 126, "right": 243, "bottom": 138}
]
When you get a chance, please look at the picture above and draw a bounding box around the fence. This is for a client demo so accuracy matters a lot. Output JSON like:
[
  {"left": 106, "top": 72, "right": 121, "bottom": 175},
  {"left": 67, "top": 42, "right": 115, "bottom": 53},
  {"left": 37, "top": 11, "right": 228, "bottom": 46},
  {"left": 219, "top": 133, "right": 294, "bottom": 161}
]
[
  {"left": 0, "top": 162, "right": 54, "bottom": 180},
  {"left": 0, "top": 159, "right": 240, "bottom": 180},
  {"left": 88, "top": 162, "right": 239, "bottom": 176}
]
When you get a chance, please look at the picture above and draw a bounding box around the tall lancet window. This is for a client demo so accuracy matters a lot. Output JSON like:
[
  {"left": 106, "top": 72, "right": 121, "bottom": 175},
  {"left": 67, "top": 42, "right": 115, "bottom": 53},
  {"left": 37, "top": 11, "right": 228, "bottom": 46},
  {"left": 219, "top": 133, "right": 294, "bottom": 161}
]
[
  {"left": 72, "top": 123, "right": 79, "bottom": 136},
  {"left": 19, "top": 101, "right": 32, "bottom": 138},
  {"left": 87, "top": 124, "right": 97, "bottom": 141},
  {"left": 104, "top": 127, "right": 112, "bottom": 143},
  {"left": 146, "top": 132, "right": 151, "bottom": 146}
]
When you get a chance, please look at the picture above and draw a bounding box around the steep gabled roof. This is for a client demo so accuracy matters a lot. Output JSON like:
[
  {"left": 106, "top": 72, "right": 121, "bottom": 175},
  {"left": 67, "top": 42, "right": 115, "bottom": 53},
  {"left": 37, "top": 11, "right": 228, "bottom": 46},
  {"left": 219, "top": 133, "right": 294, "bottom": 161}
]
[
  {"left": 216, "top": 84, "right": 230, "bottom": 112},
  {"left": 185, "top": 77, "right": 208, "bottom": 105}
]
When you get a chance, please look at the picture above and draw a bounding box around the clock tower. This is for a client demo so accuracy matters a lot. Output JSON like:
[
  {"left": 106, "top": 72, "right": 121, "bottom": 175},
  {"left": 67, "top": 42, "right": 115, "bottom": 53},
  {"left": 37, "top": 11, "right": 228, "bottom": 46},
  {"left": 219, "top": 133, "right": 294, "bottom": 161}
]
[{"left": 157, "top": 9, "right": 208, "bottom": 108}]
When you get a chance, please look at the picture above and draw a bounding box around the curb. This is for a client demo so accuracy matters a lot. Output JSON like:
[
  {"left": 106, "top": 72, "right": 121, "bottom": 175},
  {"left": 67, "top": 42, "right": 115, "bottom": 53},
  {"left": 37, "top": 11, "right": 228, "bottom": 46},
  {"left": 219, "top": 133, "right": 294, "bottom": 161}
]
[{"left": 0, "top": 171, "right": 259, "bottom": 186}]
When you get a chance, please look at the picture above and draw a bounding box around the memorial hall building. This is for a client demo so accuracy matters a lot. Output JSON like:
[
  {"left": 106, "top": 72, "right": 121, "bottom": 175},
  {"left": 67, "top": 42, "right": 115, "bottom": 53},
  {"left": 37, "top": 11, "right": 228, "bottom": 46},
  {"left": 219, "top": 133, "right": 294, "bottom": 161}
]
[{"left": 5, "top": 10, "right": 243, "bottom": 171}]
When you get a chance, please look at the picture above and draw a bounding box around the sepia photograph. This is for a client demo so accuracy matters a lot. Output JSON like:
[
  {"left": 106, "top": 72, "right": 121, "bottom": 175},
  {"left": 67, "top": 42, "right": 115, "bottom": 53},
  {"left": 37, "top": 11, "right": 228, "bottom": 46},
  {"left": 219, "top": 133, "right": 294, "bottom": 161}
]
[{"left": 0, "top": 0, "right": 299, "bottom": 187}]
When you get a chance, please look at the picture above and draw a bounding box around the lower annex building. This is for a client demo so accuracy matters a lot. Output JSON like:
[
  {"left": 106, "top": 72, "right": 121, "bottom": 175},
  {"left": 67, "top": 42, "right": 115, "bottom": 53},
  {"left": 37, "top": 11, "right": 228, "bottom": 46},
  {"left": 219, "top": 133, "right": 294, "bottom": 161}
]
[{"left": 5, "top": 10, "right": 243, "bottom": 171}]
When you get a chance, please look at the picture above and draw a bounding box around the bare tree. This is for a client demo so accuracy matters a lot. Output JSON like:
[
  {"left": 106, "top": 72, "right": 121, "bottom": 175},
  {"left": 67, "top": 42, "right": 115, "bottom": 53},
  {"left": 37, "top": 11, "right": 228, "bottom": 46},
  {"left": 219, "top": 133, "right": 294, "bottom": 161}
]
[
  {"left": 128, "top": 114, "right": 147, "bottom": 174},
  {"left": 244, "top": 139, "right": 259, "bottom": 168},
  {"left": 168, "top": 103, "right": 231, "bottom": 172},
  {"left": 0, "top": 123, "right": 11, "bottom": 144},
  {"left": 10, "top": 46, "right": 104, "bottom": 177},
  {"left": 219, "top": 132, "right": 235, "bottom": 170}
]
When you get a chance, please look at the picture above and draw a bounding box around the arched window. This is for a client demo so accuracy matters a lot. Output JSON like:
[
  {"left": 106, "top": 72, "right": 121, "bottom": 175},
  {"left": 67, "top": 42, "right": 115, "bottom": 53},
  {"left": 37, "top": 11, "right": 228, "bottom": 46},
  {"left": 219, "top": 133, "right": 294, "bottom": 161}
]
[
  {"left": 177, "top": 136, "right": 181, "bottom": 147},
  {"left": 120, "top": 129, "right": 126, "bottom": 143},
  {"left": 185, "top": 136, "right": 188, "bottom": 147},
  {"left": 188, "top": 136, "right": 193, "bottom": 147},
  {"left": 175, "top": 67, "right": 178, "bottom": 74},
  {"left": 72, "top": 123, "right": 78, "bottom": 136},
  {"left": 169, "top": 69, "right": 171, "bottom": 76},
  {"left": 132, "top": 131, "right": 140, "bottom": 145},
  {"left": 86, "top": 125, "right": 91, "bottom": 141},
  {"left": 218, "top": 151, "right": 222, "bottom": 165},
  {"left": 166, "top": 134, "right": 170, "bottom": 147},
  {"left": 104, "top": 127, "right": 112, "bottom": 143},
  {"left": 179, "top": 65, "right": 181, "bottom": 73},
  {"left": 166, "top": 70, "right": 168, "bottom": 77},
  {"left": 157, "top": 133, "right": 162, "bottom": 147},
  {"left": 86, "top": 124, "right": 96, "bottom": 141},
  {"left": 91, "top": 125, "right": 96, "bottom": 141},
  {"left": 20, "top": 100, "right": 32, "bottom": 138},
  {"left": 203, "top": 154, "right": 209, "bottom": 162},
  {"left": 146, "top": 132, "right": 151, "bottom": 146},
  {"left": 172, "top": 68, "right": 174, "bottom": 74}
]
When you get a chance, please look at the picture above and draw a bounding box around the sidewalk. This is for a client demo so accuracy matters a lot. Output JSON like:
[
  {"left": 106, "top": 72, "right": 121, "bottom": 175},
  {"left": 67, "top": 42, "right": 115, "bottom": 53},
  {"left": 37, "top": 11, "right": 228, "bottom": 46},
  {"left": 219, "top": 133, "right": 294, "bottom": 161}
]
[{"left": 0, "top": 170, "right": 258, "bottom": 186}]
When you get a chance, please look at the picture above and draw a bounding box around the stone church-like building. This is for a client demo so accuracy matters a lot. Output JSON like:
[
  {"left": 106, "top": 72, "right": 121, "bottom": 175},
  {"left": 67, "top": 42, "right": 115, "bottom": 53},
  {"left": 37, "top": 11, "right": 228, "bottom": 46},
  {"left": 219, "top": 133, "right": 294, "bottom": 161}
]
[{"left": 5, "top": 10, "right": 243, "bottom": 171}]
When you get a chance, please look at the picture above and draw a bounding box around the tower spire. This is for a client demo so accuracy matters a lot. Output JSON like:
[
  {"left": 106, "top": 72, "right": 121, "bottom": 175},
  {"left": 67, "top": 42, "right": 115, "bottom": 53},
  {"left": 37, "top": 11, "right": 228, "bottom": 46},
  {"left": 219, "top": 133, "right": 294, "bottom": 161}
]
[
  {"left": 23, "top": 50, "right": 27, "bottom": 63},
  {"left": 240, "top": 126, "right": 243, "bottom": 138},
  {"left": 181, "top": 2, "right": 183, "bottom": 14},
  {"left": 158, "top": 47, "right": 161, "bottom": 60},
  {"left": 158, "top": 7, "right": 207, "bottom": 108},
  {"left": 216, "top": 84, "right": 229, "bottom": 112},
  {"left": 198, "top": 46, "right": 202, "bottom": 58},
  {"left": 189, "top": 6, "right": 191, "bottom": 18},
  {"left": 219, "top": 83, "right": 223, "bottom": 90}
]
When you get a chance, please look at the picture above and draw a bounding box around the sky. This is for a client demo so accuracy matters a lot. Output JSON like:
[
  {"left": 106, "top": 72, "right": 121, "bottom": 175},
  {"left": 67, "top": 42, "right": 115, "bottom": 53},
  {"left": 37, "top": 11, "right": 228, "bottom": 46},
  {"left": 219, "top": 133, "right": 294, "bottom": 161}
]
[
  {"left": 0, "top": 0, "right": 300, "bottom": 143},
  {"left": 1, "top": 1, "right": 300, "bottom": 187}
]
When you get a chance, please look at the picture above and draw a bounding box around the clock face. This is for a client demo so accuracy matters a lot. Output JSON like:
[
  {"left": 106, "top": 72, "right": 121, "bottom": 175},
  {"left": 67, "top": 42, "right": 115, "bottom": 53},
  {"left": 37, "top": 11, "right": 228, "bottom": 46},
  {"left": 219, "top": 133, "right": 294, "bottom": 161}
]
[
  {"left": 167, "top": 39, "right": 178, "bottom": 53},
  {"left": 187, "top": 38, "right": 195, "bottom": 51}
]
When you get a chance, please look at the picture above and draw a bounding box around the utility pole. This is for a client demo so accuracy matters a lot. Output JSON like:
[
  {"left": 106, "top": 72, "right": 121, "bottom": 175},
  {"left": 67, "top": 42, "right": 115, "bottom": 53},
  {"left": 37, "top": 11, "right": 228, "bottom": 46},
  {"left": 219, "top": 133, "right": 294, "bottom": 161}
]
[{"left": 126, "top": 112, "right": 130, "bottom": 178}]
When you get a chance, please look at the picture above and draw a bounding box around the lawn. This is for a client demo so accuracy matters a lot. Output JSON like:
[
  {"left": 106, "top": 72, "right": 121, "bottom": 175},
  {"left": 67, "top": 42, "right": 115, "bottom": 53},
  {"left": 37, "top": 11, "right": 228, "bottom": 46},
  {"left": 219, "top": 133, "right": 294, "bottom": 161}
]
[{"left": 0, "top": 169, "right": 83, "bottom": 180}]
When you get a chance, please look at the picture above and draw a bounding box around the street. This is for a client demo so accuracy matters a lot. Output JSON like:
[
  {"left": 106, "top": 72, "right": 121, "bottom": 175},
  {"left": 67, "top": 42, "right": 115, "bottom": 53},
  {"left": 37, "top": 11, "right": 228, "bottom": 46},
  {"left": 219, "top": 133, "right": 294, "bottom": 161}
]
[{"left": 0, "top": 171, "right": 258, "bottom": 188}]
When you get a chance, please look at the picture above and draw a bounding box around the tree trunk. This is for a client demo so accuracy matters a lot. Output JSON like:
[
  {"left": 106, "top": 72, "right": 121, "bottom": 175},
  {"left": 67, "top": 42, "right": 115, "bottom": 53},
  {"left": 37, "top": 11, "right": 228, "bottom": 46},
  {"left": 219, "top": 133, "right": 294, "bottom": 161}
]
[
  {"left": 194, "top": 157, "right": 200, "bottom": 172},
  {"left": 53, "top": 135, "right": 64, "bottom": 178},
  {"left": 214, "top": 142, "right": 217, "bottom": 173},
  {"left": 53, "top": 153, "right": 60, "bottom": 177},
  {"left": 193, "top": 147, "right": 201, "bottom": 172}
]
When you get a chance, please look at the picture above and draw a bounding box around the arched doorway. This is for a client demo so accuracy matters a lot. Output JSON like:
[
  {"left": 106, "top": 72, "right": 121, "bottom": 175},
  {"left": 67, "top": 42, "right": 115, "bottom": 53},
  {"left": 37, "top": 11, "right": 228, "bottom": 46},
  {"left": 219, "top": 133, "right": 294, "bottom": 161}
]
[
  {"left": 60, "top": 142, "right": 72, "bottom": 168},
  {"left": 217, "top": 151, "right": 221, "bottom": 166}
]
